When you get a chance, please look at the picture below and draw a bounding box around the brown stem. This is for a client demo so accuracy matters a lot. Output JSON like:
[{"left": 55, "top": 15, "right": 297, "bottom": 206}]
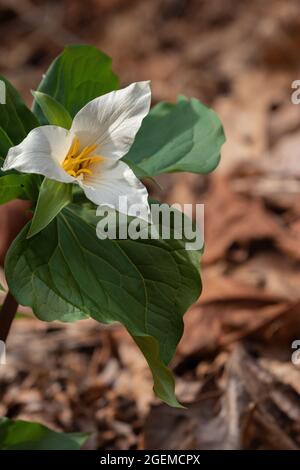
[
  {"left": 0, "top": 291, "right": 18, "bottom": 342},
  {"left": 0, "top": 199, "right": 32, "bottom": 342}
]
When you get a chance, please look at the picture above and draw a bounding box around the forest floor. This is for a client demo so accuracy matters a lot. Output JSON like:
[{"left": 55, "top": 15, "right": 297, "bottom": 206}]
[{"left": 0, "top": 0, "right": 300, "bottom": 449}]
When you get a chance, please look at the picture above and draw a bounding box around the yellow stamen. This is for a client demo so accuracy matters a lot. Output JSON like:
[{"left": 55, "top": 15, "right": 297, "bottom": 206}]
[
  {"left": 76, "top": 168, "right": 93, "bottom": 176},
  {"left": 62, "top": 137, "right": 104, "bottom": 178}
]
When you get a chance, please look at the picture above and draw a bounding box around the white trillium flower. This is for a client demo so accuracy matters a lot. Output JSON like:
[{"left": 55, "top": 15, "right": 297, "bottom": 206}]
[{"left": 2, "top": 81, "right": 151, "bottom": 220}]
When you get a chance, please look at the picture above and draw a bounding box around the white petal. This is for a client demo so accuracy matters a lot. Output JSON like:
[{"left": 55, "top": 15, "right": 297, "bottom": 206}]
[
  {"left": 70, "top": 81, "right": 151, "bottom": 160},
  {"left": 2, "top": 126, "right": 74, "bottom": 183},
  {"left": 80, "top": 159, "right": 150, "bottom": 220}
]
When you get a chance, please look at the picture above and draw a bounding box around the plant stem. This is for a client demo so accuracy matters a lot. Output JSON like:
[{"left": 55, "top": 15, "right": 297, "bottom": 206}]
[
  {"left": 0, "top": 291, "right": 18, "bottom": 342},
  {"left": 0, "top": 200, "right": 31, "bottom": 343}
]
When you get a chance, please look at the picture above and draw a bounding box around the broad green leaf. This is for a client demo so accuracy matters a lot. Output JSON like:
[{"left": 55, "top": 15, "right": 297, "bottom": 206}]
[
  {"left": 32, "top": 44, "right": 119, "bottom": 123},
  {"left": 32, "top": 91, "right": 72, "bottom": 129},
  {"left": 122, "top": 158, "right": 163, "bottom": 190},
  {"left": 0, "top": 75, "right": 38, "bottom": 145},
  {"left": 5, "top": 203, "right": 201, "bottom": 406},
  {"left": 0, "top": 128, "right": 13, "bottom": 177},
  {"left": 0, "top": 127, "right": 13, "bottom": 163},
  {"left": 0, "top": 417, "right": 88, "bottom": 450},
  {"left": 133, "top": 335, "right": 183, "bottom": 408},
  {"left": 0, "top": 282, "right": 5, "bottom": 291},
  {"left": 124, "top": 97, "right": 225, "bottom": 176},
  {"left": 27, "top": 178, "right": 73, "bottom": 239},
  {"left": 0, "top": 174, "right": 39, "bottom": 205}
]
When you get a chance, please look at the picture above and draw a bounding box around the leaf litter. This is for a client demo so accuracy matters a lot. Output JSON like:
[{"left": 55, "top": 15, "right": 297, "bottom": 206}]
[{"left": 0, "top": 0, "right": 300, "bottom": 450}]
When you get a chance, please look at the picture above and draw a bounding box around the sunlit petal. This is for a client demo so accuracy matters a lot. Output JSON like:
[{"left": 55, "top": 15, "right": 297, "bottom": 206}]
[
  {"left": 2, "top": 126, "right": 74, "bottom": 183},
  {"left": 80, "top": 159, "right": 150, "bottom": 220},
  {"left": 71, "top": 81, "right": 151, "bottom": 160}
]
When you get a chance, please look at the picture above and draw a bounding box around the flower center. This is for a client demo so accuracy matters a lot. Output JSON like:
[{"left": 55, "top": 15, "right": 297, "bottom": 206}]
[{"left": 62, "top": 137, "right": 103, "bottom": 178}]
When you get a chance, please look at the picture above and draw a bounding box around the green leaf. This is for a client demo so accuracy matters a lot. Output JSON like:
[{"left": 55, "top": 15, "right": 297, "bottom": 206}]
[
  {"left": 32, "top": 44, "right": 119, "bottom": 123},
  {"left": 122, "top": 158, "right": 163, "bottom": 190},
  {"left": 124, "top": 97, "right": 225, "bottom": 176},
  {"left": 0, "top": 75, "right": 38, "bottom": 145},
  {"left": 27, "top": 178, "right": 73, "bottom": 239},
  {"left": 0, "top": 127, "right": 13, "bottom": 164},
  {"left": 32, "top": 91, "right": 72, "bottom": 129},
  {"left": 5, "top": 203, "right": 201, "bottom": 406},
  {"left": 0, "top": 174, "right": 39, "bottom": 205},
  {"left": 133, "top": 335, "right": 183, "bottom": 407},
  {"left": 0, "top": 127, "right": 13, "bottom": 177},
  {"left": 0, "top": 417, "right": 89, "bottom": 450}
]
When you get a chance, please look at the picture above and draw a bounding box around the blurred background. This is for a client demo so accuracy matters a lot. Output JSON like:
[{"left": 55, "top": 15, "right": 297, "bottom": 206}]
[{"left": 0, "top": 0, "right": 300, "bottom": 450}]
